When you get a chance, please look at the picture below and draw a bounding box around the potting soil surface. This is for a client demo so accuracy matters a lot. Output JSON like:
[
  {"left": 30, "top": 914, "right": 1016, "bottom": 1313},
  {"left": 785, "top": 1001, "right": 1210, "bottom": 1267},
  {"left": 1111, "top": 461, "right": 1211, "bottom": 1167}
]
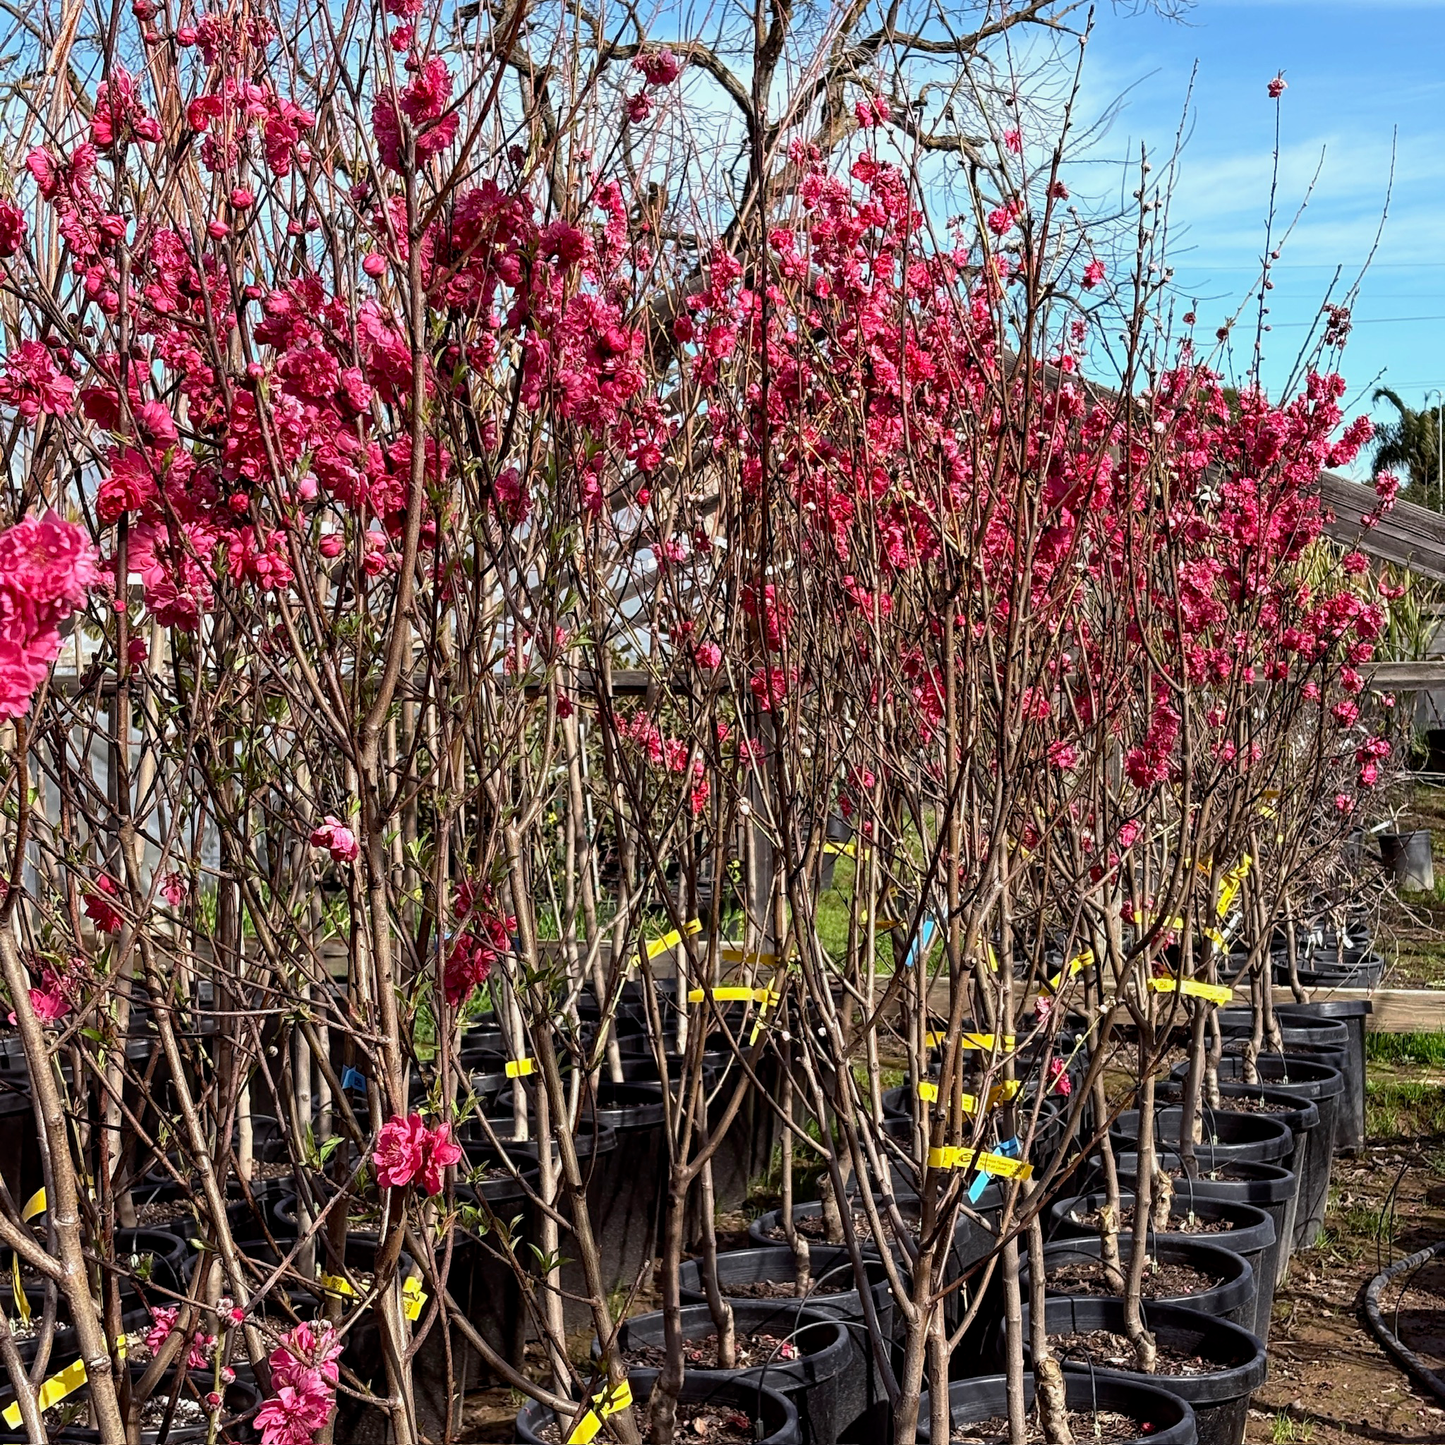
[
  {"left": 1049, "top": 1327, "right": 1240, "bottom": 1376},
  {"left": 624, "top": 1330, "right": 800, "bottom": 1370},
  {"left": 951, "top": 1409, "right": 1142, "bottom": 1443},
  {"left": 719, "top": 1277, "right": 836, "bottom": 1300},
  {"left": 1066, "top": 1209, "right": 1237, "bottom": 1236},
  {"left": 763, "top": 1203, "right": 918, "bottom": 1244},
  {"left": 533, "top": 1403, "right": 758, "bottom": 1444},
  {"left": 1046, "top": 1258, "right": 1223, "bottom": 1298}
]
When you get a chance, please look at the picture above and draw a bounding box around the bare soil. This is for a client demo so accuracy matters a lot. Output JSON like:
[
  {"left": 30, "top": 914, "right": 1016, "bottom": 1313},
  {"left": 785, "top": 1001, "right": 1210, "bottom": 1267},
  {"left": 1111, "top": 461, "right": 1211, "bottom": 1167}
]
[
  {"left": 623, "top": 1330, "right": 800, "bottom": 1371},
  {"left": 952, "top": 1410, "right": 1143, "bottom": 1443},
  {"left": 1049, "top": 1327, "right": 1242, "bottom": 1377},
  {"left": 1064, "top": 1209, "right": 1238, "bottom": 1236},
  {"left": 1047, "top": 1258, "right": 1224, "bottom": 1299},
  {"left": 533, "top": 1403, "right": 758, "bottom": 1445}
]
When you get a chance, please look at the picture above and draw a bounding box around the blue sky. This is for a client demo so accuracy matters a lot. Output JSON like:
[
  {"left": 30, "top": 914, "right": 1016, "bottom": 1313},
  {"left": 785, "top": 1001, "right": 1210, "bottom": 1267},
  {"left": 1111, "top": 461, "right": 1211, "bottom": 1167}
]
[{"left": 1070, "top": 0, "right": 1445, "bottom": 476}]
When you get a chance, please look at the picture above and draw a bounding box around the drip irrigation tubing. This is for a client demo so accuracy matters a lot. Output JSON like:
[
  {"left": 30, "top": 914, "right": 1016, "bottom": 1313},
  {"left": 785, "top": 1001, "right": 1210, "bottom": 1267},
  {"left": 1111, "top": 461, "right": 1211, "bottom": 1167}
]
[{"left": 1362, "top": 1238, "right": 1445, "bottom": 1406}]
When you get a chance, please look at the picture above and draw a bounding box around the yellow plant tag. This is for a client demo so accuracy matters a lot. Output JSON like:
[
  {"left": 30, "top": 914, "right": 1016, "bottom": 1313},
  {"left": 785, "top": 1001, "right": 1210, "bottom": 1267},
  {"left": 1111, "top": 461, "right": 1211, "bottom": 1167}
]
[
  {"left": 3, "top": 1355, "right": 89, "bottom": 1427},
  {"left": 720, "top": 945, "right": 778, "bottom": 966},
  {"left": 21, "top": 1189, "right": 45, "bottom": 1222},
  {"left": 1044, "top": 950, "right": 1093, "bottom": 994},
  {"left": 1148, "top": 978, "right": 1233, "bottom": 1006},
  {"left": 566, "top": 1379, "right": 634, "bottom": 1445},
  {"left": 402, "top": 1275, "right": 428, "bottom": 1321},
  {"left": 926, "top": 1146, "right": 1033, "bottom": 1179},
  {"left": 962, "top": 1081, "right": 1022, "bottom": 1113},
  {"left": 1215, "top": 855, "right": 1253, "bottom": 919},
  {"left": 960, "top": 1032, "right": 1015, "bottom": 1052},
  {"left": 924, "top": 1030, "right": 1015, "bottom": 1051},
  {"left": 918, "top": 1081, "right": 939, "bottom": 1102},
  {"left": 646, "top": 920, "right": 701, "bottom": 960},
  {"left": 505, "top": 1058, "right": 535, "bottom": 1079},
  {"left": 320, "top": 1272, "right": 356, "bottom": 1297}
]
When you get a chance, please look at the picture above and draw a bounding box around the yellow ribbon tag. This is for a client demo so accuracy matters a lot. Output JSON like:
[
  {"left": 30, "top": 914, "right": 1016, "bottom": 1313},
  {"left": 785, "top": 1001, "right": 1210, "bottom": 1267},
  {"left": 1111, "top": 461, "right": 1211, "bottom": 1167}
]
[
  {"left": 1215, "top": 855, "right": 1253, "bottom": 920},
  {"left": 646, "top": 920, "right": 701, "bottom": 960},
  {"left": 964, "top": 1081, "right": 1022, "bottom": 1113},
  {"left": 919, "top": 1083, "right": 1018, "bottom": 1112},
  {"left": 924, "top": 1031, "right": 1015, "bottom": 1051},
  {"left": 1044, "top": 951, "right": 1093, "bottom": 994},
  {"left": 687, "top": 986, "right": 777, "bottom": 1005},
  {"left": 926, "top": 1146, "right": 1034, "bottom": 1179},
  {"left": 505, "top": 1058, "right": 535, "bottom": 1078},
  {"left": 566, "top": 1378, "right": 634, "bottom": 1445},
  {"left": 3, "top": 1355, "right": 89, "bottom": 1427},
  {"left": 21, "top": 1190, "right": 45, "bottom": 1222},
  {"left": 402, "top": 1275, "right": 428, "bottom": 1321},
  {"left": 11, "top": 1258, "right": 27, "bottom": 1326},
  {"left": 1148, "top": 978, "right": 1233, "bottom": 1005},
  {"left": 961, "top": 1032, "right": 1014, "bottom": 1051},
  {"left": 719, "top": 945, "right": 779, "bottom": 966}
]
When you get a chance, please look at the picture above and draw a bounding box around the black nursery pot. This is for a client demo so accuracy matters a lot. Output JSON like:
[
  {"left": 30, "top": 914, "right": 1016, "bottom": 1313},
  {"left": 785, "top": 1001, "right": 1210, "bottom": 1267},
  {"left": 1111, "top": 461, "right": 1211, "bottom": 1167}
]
[
  {"left": 1275, "top": 1000, "right": 1371, "bottom": 1152},
  {"left": 516, "top": 1369, "right": 799, "bottom": 1445},
  {"left": 1110, "top": 1106, "right": 1293, "bottom": 1168},
  {"left": 0, "top": 1368, "right": 260, "bottom": 1444},
  {"left": 458, "top": 1117, "right": 619, "bottom": 1332},
  {"left": 582, "top": 1081, "right": 669, "bottom": 1295},
  {"left": 916, "top": 1372, "right": 1196, "bottom": 1445},
  {"left": 678, "top": 1246, "right": 898, "bottom": 1439},
  {"left": 1024, "top": 1236, "right": 1256, "bottom": 1330},
  {"left": 0, "top": 1089, "right": 41, "bottom": 1207},
  {"left": 1206, "top": 1082, "right": 1319, "bottom": 1261},
  {"left": 1046, "top": 1192, "right": 1276, "bottom": 1344},
  {"left": 0, "top": 1229, "right": 186, "bottom": 1320},
  {"left": 446, "top": 1166, "right": 543, "bottom": 1392},
  {"left": 1022, "top": 1297, "right": 1264, "bottom": 1445},
  {"left": 1200, "top": 1057, "right": 1344, "bottom": 1250},
  {"left": 607, "top": 1302, "right": 849, "bottom": 1445},
  {"left": 1110, "top": 1154, "right": 1299, "bottom": 1290}
]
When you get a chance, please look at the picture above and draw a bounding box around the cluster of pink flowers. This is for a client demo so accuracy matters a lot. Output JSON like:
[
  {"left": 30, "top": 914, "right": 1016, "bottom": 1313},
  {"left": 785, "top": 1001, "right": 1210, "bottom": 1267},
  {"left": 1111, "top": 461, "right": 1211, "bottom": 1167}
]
[
  {"left": 373, "top": 1113, "right": 463, "bottom": 1194},
  {"left": 0, "top": 513, "right": 98, "bottom": 721},
  {"left": 27, "top": 962, "right": 77, "bottom": 1023},
  {"left": 443, "top": 880, "right": 513, "bottom": 1007},
  {"left": 309, "top": 815, "right": 359, "bottom": 864},
  {"left": 255, "top": 1322, "right": 341, "bottom": 1445},
  {"left": 145, "top": 1306, "right": 215, "bottom": 1368},
  {"left": 84, "top": 873, "right": 125, "bottom": 935}
]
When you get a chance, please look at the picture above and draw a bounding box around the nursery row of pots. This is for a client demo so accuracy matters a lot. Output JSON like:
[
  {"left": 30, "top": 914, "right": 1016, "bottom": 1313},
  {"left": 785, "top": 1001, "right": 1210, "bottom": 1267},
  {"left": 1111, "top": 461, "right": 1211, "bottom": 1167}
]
[
  {"left": 504, "top": 994, "right": 1366, "bottom": 1445},
  {"left": 0, "top": 955, "right": 1371, "bottom": 1442}
]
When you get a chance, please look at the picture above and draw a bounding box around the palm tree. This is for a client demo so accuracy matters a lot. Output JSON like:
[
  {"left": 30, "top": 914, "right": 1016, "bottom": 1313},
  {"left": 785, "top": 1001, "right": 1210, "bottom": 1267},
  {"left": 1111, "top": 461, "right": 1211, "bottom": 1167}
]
[{"left": 1372, "top": 387, "right": 1442, "bottom": 509}]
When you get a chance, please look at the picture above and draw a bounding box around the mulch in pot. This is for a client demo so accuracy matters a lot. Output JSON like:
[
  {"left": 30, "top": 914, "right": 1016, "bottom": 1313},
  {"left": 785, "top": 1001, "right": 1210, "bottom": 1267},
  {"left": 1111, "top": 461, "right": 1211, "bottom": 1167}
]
[
  {"left": 950, "top": 1410, "right": 1142, "bottom": 1444},
  {"left": 534, "top": 1402, "right": 758, "bottom": 1445},
  {"left": 623, "top": 1330, "right": 802, "bottom": 1370},
  {"left": 1049, "top": 1327, "right": 1242, "bottom": 1377},
  {"left": 1064, "top": 1207, "right": 1237, "bottom": 1236},
  {"left": 1046, "top": 1257, "right": 1222, "bottom": 1299},
  {"left": 762, "top": 1202, "right": 918, "bottom": 1245}
]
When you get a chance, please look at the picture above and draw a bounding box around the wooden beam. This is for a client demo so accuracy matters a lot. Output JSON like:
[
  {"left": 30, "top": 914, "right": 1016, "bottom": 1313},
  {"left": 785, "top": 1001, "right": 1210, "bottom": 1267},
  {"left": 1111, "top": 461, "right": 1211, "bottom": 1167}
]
[
  {"left": 1363, "top": 660, "right": 1445, "bottom": 688},
  {"left": 1319, "top": 471, "right": 1445, "bottom": 583}
]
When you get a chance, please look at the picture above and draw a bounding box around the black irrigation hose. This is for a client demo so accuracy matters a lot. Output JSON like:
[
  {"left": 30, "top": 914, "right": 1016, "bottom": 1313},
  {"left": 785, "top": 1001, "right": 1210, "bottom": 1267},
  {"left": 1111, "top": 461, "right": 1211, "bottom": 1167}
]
[{"left": 1363, "top": 1238, "right": 1445, "bottom": 1406}]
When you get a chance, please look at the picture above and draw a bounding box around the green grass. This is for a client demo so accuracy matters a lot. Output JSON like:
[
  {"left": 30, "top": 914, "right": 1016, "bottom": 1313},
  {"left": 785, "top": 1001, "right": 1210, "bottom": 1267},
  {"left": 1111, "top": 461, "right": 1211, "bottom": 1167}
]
[
  {"left": 1270, "top": 1411, "right": 1315, "bottom": 1444},
  {"left": 1334, "top": 1200, "right": 1396, "bottom": 1244},
  {"left": 1366, "top": 1030, "right": 1445, "bottom": 1068},
  {"left": 1365, "top": 1077, "right": 1445, "bottom": 1138}
]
